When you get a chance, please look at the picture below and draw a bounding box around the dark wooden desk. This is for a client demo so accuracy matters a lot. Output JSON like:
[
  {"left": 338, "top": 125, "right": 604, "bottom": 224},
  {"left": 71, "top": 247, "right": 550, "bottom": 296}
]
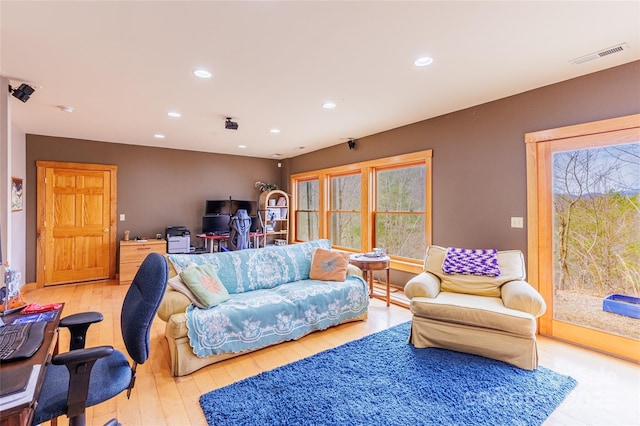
[{"left": 0, "top": 306, "right": 62, "bottom": 426}]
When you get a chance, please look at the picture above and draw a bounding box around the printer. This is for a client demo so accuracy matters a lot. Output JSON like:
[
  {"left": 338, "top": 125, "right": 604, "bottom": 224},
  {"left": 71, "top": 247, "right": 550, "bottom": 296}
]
[{"left": 166, "top": 226, "right": 191, "bottom": 254}]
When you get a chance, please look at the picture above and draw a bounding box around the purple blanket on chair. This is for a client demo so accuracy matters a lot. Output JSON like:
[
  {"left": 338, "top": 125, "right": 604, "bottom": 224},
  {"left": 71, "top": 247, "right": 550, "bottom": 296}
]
[{"left": 442, "top": 247, "right": 501, "bottom": 277}]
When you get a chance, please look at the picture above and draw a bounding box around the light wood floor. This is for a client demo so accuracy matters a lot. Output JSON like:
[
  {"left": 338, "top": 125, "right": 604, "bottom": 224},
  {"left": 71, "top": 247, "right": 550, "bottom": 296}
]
[{"left": 25, "top": 281, "right": 639, "bottom": 426}]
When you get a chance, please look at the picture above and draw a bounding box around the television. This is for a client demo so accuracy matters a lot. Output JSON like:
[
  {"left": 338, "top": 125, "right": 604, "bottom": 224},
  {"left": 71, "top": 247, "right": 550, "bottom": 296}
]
[
  {"left": 202, "top": 215, "right": 230, "bottom": 234},
  {"left": 205, "top": 200, "right": 230, "bottom": 216},
  {"left": 231, "top": 200, "right": 257, "bottom": 216}
]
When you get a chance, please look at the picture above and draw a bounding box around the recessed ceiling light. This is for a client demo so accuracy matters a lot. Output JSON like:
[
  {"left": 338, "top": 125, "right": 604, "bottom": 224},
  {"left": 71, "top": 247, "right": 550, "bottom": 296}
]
[
  {"left": 168, "top": 111, "right": 181, "bottom": 118},
  {"left": 238, "top": 145, "right": 247, "bottom": 149},
  {"left": 154, "top": 134, "right": 165, "bottom": 139},
  {"left": 58, "top": 105, "right": 74, "bottom": 113},
  {"left": 271, "top": 154, "right": 282, "bottom": 157},
  {"left": 322, "top": 102, "right": 336, "bottom": 109},
  {"left": 270, "top": 129, "right": 281, "bottom": 134},
  {"left": 193, "top": 69, "right": 212, "bottom": 78},
  {"left": 414, "top": 57, "right": 434, "bottom": 67}
]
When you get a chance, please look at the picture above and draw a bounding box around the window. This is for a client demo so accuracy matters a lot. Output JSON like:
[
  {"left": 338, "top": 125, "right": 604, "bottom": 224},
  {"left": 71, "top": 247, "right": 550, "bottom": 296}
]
[
  {"left": 329, "top": 173, "right": 362, "bottom": 250},
  {"left": 295, "top": 179, "right": 319, "bottom": 242},
  {"left": 291, "top": 150, "right": 432, "bottom": 273},
  {"left": 374, "top": 164, "right": 426, "bottom": 261},
  {"left": 526, "top": 113, "right": 640, "bottom": 361}
]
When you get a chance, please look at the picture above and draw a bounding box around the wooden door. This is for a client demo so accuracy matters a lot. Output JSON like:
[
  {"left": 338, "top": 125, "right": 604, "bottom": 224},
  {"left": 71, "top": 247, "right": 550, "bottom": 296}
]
[{"left": 36, "top": 161, "right": 117, "bottom": 286}]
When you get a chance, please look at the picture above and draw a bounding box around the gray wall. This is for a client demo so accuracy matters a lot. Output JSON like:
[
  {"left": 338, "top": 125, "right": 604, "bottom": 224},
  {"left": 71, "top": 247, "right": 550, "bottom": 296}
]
[
  {"left": 26, "top": 61, "right": 640, "bottom": 285},
  {"left": 25, "top": 138, "right": 281, "bottom": 282},
  {"left": 287, "top": 60, "right": 640, "bottom": 284}
]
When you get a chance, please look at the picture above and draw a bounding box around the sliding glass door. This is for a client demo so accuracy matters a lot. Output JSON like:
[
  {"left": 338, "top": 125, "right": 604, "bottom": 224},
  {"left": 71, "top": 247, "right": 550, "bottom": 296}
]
[{"left": 526, "top": 115, "right": 640, "bottom": 361}]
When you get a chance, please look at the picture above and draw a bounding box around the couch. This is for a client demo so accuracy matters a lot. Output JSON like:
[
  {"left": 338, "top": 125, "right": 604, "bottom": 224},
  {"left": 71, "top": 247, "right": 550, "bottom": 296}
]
[
  {"left": 404, "top": 245, "right": 546, "bottom": 370},
  {"left": 157, "top": 239, "right": 369, "bottom": 376}
]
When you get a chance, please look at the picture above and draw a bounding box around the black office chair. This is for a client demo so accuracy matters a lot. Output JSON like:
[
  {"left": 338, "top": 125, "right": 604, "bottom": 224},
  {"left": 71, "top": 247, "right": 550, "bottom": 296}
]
[{"left": 32, "top": 253, "right": 168, "bottom": 426}]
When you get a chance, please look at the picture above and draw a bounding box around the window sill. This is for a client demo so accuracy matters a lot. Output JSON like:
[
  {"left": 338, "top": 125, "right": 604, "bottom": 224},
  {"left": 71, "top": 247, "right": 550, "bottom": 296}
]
[{"left": 389, "top": 259, "right": 423, "bottom": 274}]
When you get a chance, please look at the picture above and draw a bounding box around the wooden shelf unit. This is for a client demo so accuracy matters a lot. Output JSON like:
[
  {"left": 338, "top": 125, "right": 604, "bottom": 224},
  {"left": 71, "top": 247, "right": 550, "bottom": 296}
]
[{"left": 258, "top": 190, "right": 289, "bottom": 247}]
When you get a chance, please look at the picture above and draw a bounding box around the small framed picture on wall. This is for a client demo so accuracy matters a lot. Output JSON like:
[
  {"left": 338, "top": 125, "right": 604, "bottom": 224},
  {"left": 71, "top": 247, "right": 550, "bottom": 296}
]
[{"left": 11, "top": 177, "right": 23, "bottom": 212}]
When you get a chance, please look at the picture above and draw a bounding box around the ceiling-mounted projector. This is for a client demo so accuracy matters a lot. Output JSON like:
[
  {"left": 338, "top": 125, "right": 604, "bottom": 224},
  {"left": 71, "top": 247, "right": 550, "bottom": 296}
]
[{"left": 225, "top": 117, "right": 238, "bottom": 130}]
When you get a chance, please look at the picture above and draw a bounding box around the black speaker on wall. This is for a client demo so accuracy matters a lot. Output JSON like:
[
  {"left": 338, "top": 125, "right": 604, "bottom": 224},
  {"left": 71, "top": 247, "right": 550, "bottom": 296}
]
[{"left": 9, "top": 84, "right": 35, "bottom": 102}]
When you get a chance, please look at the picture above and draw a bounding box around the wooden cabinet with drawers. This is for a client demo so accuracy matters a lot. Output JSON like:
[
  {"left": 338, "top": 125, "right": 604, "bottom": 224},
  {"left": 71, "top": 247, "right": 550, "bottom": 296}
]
[{"left": 119, "top": 239, "right": 166, "bottom": 285}]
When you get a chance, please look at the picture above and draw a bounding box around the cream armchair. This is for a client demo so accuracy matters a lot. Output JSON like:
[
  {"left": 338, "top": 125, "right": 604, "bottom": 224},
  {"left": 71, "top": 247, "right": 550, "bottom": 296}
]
[{"left": 405, "top": 245, "right": 546, "bottom": 370}]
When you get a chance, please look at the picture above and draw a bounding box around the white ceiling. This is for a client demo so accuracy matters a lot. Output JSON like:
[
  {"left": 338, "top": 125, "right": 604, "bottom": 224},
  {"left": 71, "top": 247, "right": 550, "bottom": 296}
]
[{"left": 1, "top": 1, "right": 639, "bottom": 159}]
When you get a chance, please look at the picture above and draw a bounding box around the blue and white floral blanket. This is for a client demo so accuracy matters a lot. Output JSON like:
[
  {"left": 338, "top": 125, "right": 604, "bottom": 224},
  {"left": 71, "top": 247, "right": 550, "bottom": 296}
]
[
  {"left": 168, "top": 240, "right": 369, "bottom": 358},
  {"left": 185, "top": 277, "right": 368, "bottom": 357}
]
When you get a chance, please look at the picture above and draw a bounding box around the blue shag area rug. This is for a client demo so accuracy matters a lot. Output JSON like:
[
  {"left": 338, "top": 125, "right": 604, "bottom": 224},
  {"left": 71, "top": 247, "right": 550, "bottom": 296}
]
[{"left": 200, "top": 322, "right": 577, "bottom": 426}]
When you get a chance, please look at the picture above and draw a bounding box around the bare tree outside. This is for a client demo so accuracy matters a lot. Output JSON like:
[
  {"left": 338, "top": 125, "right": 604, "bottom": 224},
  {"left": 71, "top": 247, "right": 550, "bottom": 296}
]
[
  {"left": 296, "top": 179, "right": 319, "bottom": 242},
  {"left": 375, "top": 165, "right": 426, "bottom": 260},
  {"left": 552, "top": 142, "right": 639, "bottom": 338},
  {"left": 330, "top": 174, "right": 362, "bottom": 250}
]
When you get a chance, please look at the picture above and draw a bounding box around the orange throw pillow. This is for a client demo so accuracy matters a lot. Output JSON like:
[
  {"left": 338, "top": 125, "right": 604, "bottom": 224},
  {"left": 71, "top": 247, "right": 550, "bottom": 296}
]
[{"left": 309, "top": 248, "right": 350, "bottom": 281}]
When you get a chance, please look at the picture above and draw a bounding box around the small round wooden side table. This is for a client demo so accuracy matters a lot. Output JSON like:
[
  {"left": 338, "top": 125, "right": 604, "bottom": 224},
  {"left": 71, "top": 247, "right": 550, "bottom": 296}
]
[{"left": 349, "top": 254, "right": 391, "bottom": 306}]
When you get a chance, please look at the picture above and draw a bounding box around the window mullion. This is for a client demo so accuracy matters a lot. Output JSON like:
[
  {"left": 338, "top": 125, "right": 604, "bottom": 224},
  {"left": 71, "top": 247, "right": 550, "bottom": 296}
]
[
  {"left": 363, "top": 166, "right": 372, "bottom": 253},
  {"left": 319, "top": 174, "right": 328, "bottom": 240}
]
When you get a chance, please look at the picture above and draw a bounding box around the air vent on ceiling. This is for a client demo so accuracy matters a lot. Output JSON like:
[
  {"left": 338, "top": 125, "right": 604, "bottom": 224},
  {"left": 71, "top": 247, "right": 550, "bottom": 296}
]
[{"left": 570, "top": 43, "right": 630, "bottom": 65}]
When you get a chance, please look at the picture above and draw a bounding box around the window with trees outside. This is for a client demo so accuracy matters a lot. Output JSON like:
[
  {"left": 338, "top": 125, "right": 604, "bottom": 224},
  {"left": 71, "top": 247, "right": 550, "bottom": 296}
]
[
  {"left": 290, "top": 150, "right": 432, "bottom": 273},
  {"left": 526, "top": 114, "right": 640, "bottom": 361},
  {"left": 296, "top": 179, "right": 319, "bottom": 242},
  {"left": 330, "top": 173, "right": 362, "bottom": 251},
  {"left": 374, "top": 164, "right": 427, "bottom": 261}
]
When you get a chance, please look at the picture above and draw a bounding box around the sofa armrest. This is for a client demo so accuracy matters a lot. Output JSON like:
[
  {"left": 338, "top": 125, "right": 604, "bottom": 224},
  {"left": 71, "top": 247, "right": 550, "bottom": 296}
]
[
  {"left": 501, "top": 280, "right": 547, "bottom": 318},
  {"left": 347, "top": 264, "right": 363, "bottom": 278},
  {"left": 157, "top": 288, "right": 191, "bottom": 322},
  {"left": 404, "top": 272, "right": 441, "bottom": 299}
]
